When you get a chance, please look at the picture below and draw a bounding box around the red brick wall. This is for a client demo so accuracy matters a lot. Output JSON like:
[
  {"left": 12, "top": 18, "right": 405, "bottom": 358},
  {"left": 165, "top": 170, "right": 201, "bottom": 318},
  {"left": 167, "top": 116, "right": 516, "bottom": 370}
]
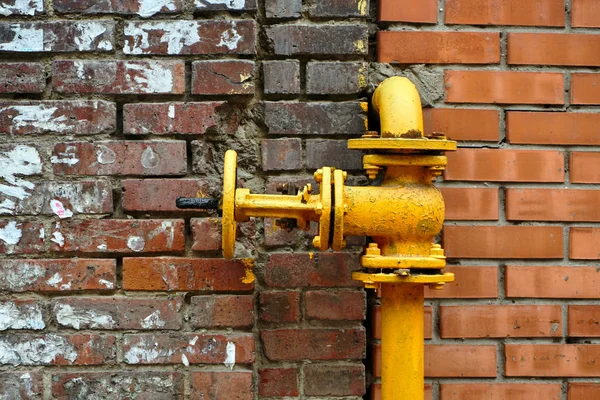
[
  {"left": 0, "top": 0, "right": 369, "bottom": 398},
  {"left": 1, "top": 0, "right": 598, "bottom": 398},
  {"left": 373, "top": 0, "right": 600, "bottom": 399}
]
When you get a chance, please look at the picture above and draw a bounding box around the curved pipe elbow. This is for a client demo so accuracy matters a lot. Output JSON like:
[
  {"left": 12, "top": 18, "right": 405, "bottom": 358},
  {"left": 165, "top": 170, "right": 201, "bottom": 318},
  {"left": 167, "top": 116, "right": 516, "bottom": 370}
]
[{"left": 372, "top": 77, "right": 424, "bottom": 138}]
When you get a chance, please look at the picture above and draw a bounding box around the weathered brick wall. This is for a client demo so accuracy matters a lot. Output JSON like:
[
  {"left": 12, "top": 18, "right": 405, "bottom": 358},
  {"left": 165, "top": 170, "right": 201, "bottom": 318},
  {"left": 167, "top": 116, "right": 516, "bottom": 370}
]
[
  {"left": 0, "top": 0, "right": 370, "bottom": 398},
  {"left": 2, "top": 0, "right": 599, "bottom": 398},
  {"left": 370, "top": 0, "right": 600, "bottom": 399}
]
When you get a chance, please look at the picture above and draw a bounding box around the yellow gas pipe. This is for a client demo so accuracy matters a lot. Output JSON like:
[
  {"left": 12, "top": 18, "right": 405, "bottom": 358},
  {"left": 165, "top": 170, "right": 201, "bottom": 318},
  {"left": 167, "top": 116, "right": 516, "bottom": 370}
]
[{"left": 177, "top": 77, "right": 456, "bottom": 400}]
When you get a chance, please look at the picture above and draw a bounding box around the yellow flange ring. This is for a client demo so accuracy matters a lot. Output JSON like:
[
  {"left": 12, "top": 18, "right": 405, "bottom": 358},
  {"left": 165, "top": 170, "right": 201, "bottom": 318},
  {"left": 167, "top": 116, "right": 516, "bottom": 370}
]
[
  {"left": 331, "top": 169, "right": 345, "bottom": 251},
  {"left": 315, "top": 167, "right": 332, "bottom": 251},
  {"left": 222, "top": 150, "right": 237, "bottom": 259},
  {"left": 352, "top": 271, "right": 454, "bottom": 284}
]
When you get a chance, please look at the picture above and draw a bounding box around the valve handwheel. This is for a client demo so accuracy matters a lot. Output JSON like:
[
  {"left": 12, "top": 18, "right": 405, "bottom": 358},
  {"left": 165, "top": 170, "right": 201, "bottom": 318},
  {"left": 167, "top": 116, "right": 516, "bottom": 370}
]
[{"left": 221, "top": 150, "right": 237, "bottom": 259}]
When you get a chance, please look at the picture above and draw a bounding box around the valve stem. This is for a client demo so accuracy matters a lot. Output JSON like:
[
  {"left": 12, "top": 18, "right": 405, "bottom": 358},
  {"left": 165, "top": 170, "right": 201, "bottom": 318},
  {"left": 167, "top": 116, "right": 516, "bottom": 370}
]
[{"left": 175, "top": 197, "right": 220, "bottom": 210}]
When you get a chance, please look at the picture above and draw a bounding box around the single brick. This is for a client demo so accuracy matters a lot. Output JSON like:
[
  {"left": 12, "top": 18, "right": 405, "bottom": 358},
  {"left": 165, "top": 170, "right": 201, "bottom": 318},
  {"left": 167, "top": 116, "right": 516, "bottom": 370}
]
[
  {"left": 259, "top": 291, "right": 301, "bottom": 322},
  {"left": 0, "top": 372, "right": 43, "bottom": 399},
  {"left": 305, "top": 290, "right": 365, "bottom": 321},
  {"left": 306, "top": 139, "right": 363, "bottom": 170},
  {"left": 52, "top": 60, "right": 185, "bottom": 94},
  {"left": 51, "top": 372, "right": 183, "bottom": 399},
  {"left": 189, "top": 295, "right": 254, "bottom": 328},
  {"left": 191, "top": 217, "right": 221, "bottom": 251},
  {"left": 263, "top": 60, "right": 300, "bottom": 94},
  {"left": 0, "top": 145, "right": 42, "bottom": 205},
  {"left": 0, "top": 0, "right": 43, "bottom": 16},
  {"left": 265, "top": 0, "right": 301, "bottom": 18},
  {"left": 122, "top": 179, "right": 212, "bottom": 212},
  {"left": 0, "top": 300, "right": 45, "bottom": 330},
  {"left": 572, "top": 0, "right": 600, "bottom": 27},
  {"left": 571, "top": 73, "right": 600, "bottom": 104},
  {"left": 0, "top": 21, "right": 113, "bottom": 52},
  {"left": 570, "top": 228, "right": 600, "bottom": 259},
  {"left": 507, "top": 111, "right": 600, "bottom": 145},
  {"left": 192, "top": 60, "right": 255, "bottom": 95},
  {"left": 569, "top": 305, "right": 600, "bottom": 337},
  {"left": 0, "top": 63, "right": 44, "bottom": 93},
  {"left": 445, "top": 0, "right": 564, "bottom": 26},
  {"left": 261, "top": 328, "right": 365, "bottom": 361},
  {"left": 425, "top": 266, "right": 498, "bottom": 299},
  {"left": 194, "top": 0, "right": 256, "bottom": 11},
  {"left": 266, "top": 24, "right": 368, "bottom": 55},
  {"left": 3, "top": 180, "right": 112, "bottom": 217},
  {"left": 444, "top": 70, "right": 564, "bottom": 104},
  {"left": 0, "top": 259, "right": 115, "bottom": 292},
  {"left": 123, "top": 333, "right": 254, "bottom": 364},
  {"left": 51, "top": 219, "right": 185, "bottom": 254},
  {"left": 379, "top": 31, "right": 500, "bottom": 64},
  {"left": 52, "top": 297, "right": 182, "bottom": 330},
  {"left": 52, "top": 141, "right": 187, "bottom": 176},
  {"left": 259, "top": 368, "right": 298, "bottom": 397},
  {"left": 123, "top": 257, "right": 254, "bottom": 291},
  {"left": 265, "top": 252, "right": 361, "bottom": 288},
  {"left": 422, "top": 108, "right": 499, "bottom": 141},
  {"left": 571, "top": 152, "right": 600, "bottom": 183},
  {"left": 264, "top": 102, "right": 367, "bottom": 135},
  {"left": 379, "top": 0, "right": 437, "bottom": 23},
  {"left": 124, "top": 102, "right": 240, "bottom": 135},
  {"left": 191, "top": 371, "right": 252, "bottom": 400},
  {"left": 425, "top": 345, "right": 496, "bottom": 377},
  {"left": 445, "top": 149, "right": 564, "bottom": 182},
  {"left": 440, "top": 383, "right": 562, "bottom": 400},
  {"left": 310, "top": 0, "right": 367, "bottom": 17},
  {"left": 506, "top": 344, "right": 600, "bottom": 377},
  {"left": 306, "top": 61, "right": 367, "bottom": 95},
  {"left": 0, "top": 100, "right": 115, "bottom": 135},
  {"left": 506, "top": 266, "right": 600, "bottom": 298},
  {"left": 0, "top": 221, "right": 43, "bottom": 254},
  {"left": 569, "top": 383, "right": 600, "bottom": 399},
  {"left": 54, "top": 0, "right": 183, "bottom": 16},
  {"left": 124, "top": 20, "right": 255, "bottom": 55},
  {"left": 444, "top": 225, "right": 564, "bottom": 259},
  {"left": 0, "top": 334, "right": 115, "bottom": 366},
  {"left": 440, "top": 305, "right": 561, "bottom": 338},
  {"left": 509, "top": 33, "right": 600, "bottom": 66},
  {"left": 440, "top": 187, "right": 499, "bottom": 220},
  {"left": 261, "top": 138, "right": 302, "bottom": 171},
  {"left": 507, "top": 189, "right": 600, "bottom": 221},
  {"left": 304, "top": 364, "right": 365, "bottom": 396}
]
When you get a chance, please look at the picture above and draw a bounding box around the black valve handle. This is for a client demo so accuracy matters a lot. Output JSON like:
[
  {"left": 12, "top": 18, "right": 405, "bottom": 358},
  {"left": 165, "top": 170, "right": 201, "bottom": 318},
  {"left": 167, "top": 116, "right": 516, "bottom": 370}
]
[{"left": 176, "top": 197, "right": 220, "bottom": 210}]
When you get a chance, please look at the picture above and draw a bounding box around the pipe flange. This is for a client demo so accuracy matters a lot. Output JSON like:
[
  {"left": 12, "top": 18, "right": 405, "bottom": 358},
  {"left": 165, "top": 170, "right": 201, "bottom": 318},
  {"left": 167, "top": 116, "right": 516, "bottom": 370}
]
[
  {"left": 352, "top": 271, "right": 454, "bottom": 284},
  {"left": 360, "top": 254, "right": 446, "bottom": 269},
  {"left": 331, "top": 169, "right": 346, "bottom": 251},
  {"left": 348, "top": 138, "right": 456, "bottom": 152},
  {"left": 312, "top": 167, "right": 332, "bottom": 251},
  {"left": 222, "top": 150, "right": 237, "bottom": 259}
]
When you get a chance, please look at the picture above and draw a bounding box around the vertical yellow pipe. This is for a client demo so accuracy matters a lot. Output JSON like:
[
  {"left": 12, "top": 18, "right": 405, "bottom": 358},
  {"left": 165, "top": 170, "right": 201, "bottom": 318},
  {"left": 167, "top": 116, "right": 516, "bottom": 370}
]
[{"left": 381, "top": 283, "right": 424, "bottom": 400}]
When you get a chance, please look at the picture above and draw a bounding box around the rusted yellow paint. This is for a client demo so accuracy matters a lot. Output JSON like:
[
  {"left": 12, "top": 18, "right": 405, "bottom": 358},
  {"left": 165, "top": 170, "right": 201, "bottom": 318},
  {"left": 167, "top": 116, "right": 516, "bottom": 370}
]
[
  {"left": 372, "top": 76, "right": 423, "bottom": 138},
  {"left": 241, "top": 268, "right": 255, "bottom": 284},
  {"left": 354, "top": 39, "right": 365, "bottom": 52},
  {"left": 308, "top": 252, "right": 314, "bottom": 260},
  {"left": 358, "top": 0, "right": 367, "bottom": 15}
]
